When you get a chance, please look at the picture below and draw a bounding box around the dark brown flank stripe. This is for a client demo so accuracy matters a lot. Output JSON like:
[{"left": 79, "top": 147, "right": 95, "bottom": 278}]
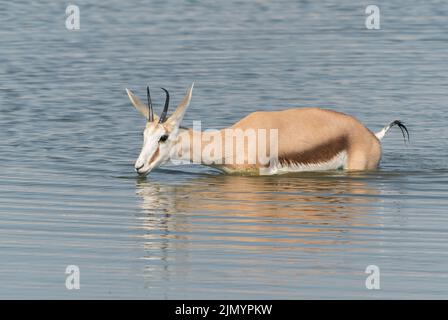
[{"left": 277, "top": 135, "right": 349, "bottom": 166}]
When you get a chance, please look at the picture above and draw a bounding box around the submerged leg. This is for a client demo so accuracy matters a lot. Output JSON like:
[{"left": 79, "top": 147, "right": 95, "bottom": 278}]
[{"left": 347, "top": 150, "right": 369, "bottom": 170}]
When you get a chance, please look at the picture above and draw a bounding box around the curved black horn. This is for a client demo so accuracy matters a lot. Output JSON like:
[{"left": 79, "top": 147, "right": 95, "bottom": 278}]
[
  {"left": 159, "top": 88, "right": 170, "bottom": 123},
  {"left": 147, "top": 86, "right": 154, "bottom": 122}
]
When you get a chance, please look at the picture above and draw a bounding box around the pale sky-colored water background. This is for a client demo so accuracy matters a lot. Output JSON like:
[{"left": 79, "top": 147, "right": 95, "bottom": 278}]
[{"left": 0, "top": 0, "right": 448, "bottom": 298}]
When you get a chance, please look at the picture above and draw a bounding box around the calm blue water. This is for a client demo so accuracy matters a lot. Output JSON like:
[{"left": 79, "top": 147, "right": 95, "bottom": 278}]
[{"left": 1, "top": 0, "right": 448, "bottom": 299}]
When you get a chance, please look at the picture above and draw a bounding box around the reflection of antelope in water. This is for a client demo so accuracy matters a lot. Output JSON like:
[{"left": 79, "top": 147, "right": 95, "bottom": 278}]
[
  {"left": 136, "top": 173, "right": 382, "bottom": 248},
  {"left": 126, "top": 84, "right": 409, "bottom": 176}
]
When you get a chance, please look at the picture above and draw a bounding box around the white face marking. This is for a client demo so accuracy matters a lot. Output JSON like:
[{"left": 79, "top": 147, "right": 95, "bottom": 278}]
[
  {"left": 260, "top": 151, "right": 348, "bottom": 175},
  {"left": 127, "top": 84, "right": 194, "bottom": 176},
  {"left": 134, "top": 123, "right": 171, "bottom": 175}
]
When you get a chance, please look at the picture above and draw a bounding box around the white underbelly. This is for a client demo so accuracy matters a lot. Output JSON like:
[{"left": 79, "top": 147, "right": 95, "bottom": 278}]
[{"left": 260, "top": 151, "right": 348, "bottom": 175}]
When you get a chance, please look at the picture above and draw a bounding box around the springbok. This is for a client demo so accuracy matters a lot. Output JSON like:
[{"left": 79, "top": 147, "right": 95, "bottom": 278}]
[{"left": 126, "top": 83, "right": 409, "bottom": 176}]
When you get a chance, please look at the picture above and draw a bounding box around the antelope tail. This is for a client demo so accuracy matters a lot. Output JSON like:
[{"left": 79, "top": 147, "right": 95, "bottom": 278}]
[{"left": 375, "top": 120, "right": 409, "bottom": 143}]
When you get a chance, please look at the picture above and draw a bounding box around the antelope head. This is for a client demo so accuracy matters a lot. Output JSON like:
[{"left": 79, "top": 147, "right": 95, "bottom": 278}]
[{"left": 126, "top": 83, "right": 194, "bottom": 176}]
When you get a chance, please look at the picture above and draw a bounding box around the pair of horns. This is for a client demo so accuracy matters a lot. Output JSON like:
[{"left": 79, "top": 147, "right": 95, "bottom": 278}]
[{"left": 146, "top": 86, "right": 170, "bottom": 123}]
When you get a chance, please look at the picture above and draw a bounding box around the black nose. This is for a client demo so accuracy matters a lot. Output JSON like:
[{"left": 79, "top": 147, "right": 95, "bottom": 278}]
[{"left": 135, "top": 164, "right": 144, "bottom": 171}]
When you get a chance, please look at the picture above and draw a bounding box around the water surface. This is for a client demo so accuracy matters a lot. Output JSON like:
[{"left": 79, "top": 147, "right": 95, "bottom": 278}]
[{"left": 1, "top": 0, "right": 448, "bottom": 299}]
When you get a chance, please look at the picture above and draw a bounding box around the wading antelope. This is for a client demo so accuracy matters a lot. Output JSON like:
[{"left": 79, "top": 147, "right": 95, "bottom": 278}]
[{"left": 126, "top": 83, "right": 409, "bottom": 176}]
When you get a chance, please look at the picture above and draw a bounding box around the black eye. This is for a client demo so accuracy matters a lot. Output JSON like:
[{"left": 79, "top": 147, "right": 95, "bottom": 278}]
[{"left": 159, "top": 135, "right": 169, "bottom": 143}]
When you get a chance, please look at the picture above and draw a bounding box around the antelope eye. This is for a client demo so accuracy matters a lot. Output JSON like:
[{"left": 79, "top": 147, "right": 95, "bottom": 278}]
[{"left": 159, "top": 135, "right": 169, "bottom": 143}]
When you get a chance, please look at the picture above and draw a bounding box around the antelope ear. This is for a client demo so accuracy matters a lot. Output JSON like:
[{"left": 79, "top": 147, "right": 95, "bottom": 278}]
[
  {"left": 165, "top": 83, "right": 194, "bottom": 129},
  {"left": 125, "top": 88, "right": 159, "bottom": 122}
]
